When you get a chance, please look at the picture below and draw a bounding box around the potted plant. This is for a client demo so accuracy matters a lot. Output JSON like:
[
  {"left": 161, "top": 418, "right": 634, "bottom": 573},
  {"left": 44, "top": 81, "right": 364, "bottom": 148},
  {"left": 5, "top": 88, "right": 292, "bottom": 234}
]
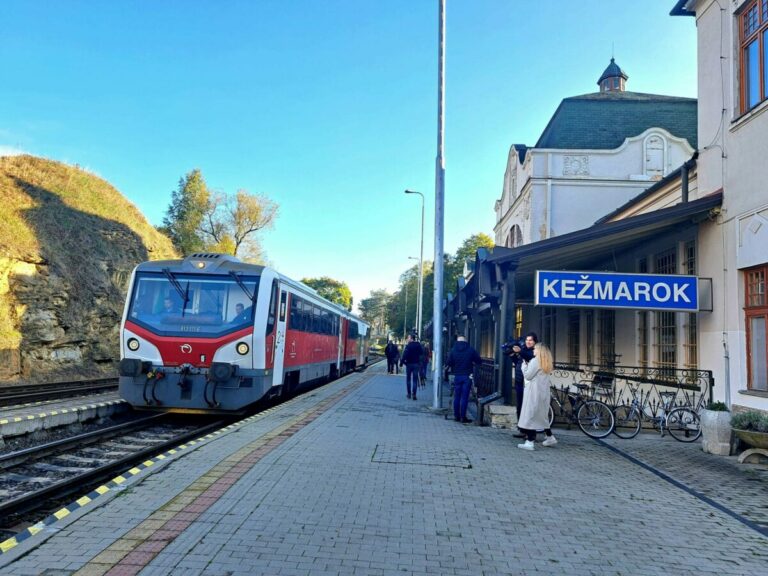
[
  {"left": 731, "top": 411, "right": 768, "bottom": 450},
  {"left": 700, "top": 401, "right": 732, "bottom": 455}
]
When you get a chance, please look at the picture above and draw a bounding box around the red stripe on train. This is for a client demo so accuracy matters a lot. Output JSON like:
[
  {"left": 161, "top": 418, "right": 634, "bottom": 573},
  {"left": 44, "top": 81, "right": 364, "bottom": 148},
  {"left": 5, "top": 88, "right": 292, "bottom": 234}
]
[{"left": 125, "top": 321, "right": 253, "bottom": 368}]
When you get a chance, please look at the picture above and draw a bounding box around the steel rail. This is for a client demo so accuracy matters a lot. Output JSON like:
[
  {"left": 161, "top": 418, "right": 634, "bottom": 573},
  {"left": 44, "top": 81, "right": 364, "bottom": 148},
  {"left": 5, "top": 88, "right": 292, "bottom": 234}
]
[
  {"left": 0, "top": 378, "right": 119, "bottom": 407},
  {"left": 0, "top": 414, "right": 167, "bottom": 470},
  {"left": 0, "top": 417, "right": 229, "bottom": 523}
]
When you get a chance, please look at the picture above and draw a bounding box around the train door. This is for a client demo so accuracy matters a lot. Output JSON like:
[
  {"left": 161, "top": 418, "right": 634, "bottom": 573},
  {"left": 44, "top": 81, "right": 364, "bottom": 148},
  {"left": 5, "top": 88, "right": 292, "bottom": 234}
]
[
  {"left": 340, "top": 318, "right": 348, "bottom": 374},
  {"left": 271, "top": 288, "right": 288, "bottom": 387}
]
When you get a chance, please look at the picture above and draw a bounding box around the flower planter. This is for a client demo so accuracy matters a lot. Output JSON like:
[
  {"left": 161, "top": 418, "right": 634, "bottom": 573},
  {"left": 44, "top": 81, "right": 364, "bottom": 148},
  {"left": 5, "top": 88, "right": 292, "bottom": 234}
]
[
  {"left": 700, "top": 409, "right": 732, "bottom": 455},
  {"left": 732, "top": 428, "right": 768, "bottom": 450}
]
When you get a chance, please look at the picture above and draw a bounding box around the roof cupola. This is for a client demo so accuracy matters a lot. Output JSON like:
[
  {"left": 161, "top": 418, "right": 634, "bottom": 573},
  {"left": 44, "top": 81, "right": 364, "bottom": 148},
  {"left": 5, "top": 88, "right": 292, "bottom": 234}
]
[{"left": 598, "top": 58, "right": 628, "bottom": 92}]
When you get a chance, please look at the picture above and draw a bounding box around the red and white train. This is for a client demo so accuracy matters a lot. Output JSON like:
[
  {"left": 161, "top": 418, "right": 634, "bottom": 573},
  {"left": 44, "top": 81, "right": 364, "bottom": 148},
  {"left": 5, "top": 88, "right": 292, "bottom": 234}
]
[{"left": 118, "top": 253, "right": 369, "bottom": 413}]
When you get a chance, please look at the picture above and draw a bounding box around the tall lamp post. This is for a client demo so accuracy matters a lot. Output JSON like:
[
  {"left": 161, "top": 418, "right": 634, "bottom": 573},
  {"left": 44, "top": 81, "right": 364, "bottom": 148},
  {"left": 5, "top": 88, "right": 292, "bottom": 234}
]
[
  {"left": 432, "top": 0, "right": 446, "bottom": 410},
  {"left": 407, "top": 255, "right": 420, "bottom": 336},
  {"left": 402, "top": 282, "right": 408, "bottom": 342},
  {"left": 405, "top": 190, "right": 425, "bottom": 341}
]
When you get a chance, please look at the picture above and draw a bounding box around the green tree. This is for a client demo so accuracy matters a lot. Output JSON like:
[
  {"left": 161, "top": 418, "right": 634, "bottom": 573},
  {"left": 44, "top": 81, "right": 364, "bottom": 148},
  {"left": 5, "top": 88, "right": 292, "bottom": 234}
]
[
  {"left": 199, "top": 189, "right": 278, "bottom": 261},
  {"left": 161, "top": 169, "right": 210, "bottom": 255},
  {"left": 302, "top": 276, "right": 353, "bottom": 310},
  {"left": 161, "top": 170, "right": 279, "bottom": 262},
  {"left": 358, "top": 289, "right": 392, "bottom": 339}
]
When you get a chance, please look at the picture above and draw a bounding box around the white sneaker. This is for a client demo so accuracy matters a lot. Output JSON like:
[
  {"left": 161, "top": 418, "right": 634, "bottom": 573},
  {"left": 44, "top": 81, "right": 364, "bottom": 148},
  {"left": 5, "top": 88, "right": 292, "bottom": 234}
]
[
  {"left": 542, "top": 436, "right": 558, "bottom": 447},
  {"left": 517, "top": 440, "right": 535, "bottom": 451}
]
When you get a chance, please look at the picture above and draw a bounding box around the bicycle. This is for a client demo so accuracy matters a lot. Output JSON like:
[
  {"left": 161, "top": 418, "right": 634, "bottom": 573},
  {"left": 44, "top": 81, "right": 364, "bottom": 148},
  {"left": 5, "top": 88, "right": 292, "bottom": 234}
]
[
  {"left": 612, "top": 390, "right": 701, "bottom": 442},
  {"left": 547, "top": 383, "right": 615, "bottom": 439}
]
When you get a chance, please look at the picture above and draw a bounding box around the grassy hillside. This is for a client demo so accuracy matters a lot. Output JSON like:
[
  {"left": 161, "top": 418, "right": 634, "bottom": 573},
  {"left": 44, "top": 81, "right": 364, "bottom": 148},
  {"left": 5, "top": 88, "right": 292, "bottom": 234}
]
[{"left": 0, "top": 155, "right": 178, "bottom": 380}]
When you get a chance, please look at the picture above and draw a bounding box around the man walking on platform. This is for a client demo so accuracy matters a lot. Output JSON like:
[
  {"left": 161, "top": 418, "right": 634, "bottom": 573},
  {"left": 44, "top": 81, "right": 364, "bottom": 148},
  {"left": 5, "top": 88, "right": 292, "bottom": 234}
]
[
  {"left": 447, "top": 336, "right": 482, "bottom": 423},
  {"left": 384, "top": 340, "right": 399, "bottom": 374},
  {"left": 400, "top": 334, "right": 423, "bottom": 400}
]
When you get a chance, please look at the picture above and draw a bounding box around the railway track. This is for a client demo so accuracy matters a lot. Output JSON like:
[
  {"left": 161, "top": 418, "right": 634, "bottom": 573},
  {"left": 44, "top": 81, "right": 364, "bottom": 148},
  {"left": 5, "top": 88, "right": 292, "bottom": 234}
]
[
  {"left": 0, "top": 413, "right": 228, "bottom": 537},
  {"left": 0, "top": 378, "right": 118, "bottom": 407}
]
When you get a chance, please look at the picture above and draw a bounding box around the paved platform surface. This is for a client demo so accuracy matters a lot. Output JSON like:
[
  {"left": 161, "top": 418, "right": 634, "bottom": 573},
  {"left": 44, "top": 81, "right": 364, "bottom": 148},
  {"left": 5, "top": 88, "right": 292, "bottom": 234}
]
[{"left": 1, "top": 364, "right": 767, "bottom": 575}]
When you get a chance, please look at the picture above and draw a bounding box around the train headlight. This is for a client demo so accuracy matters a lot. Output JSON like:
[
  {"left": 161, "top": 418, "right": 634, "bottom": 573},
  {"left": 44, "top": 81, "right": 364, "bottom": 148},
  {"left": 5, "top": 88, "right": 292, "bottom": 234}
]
[
  {"left": 236, "top": 342, "right": 249, "bottom": 355},
  {"left": 127, "top": 338, "right": 140, "bottom": 351}
]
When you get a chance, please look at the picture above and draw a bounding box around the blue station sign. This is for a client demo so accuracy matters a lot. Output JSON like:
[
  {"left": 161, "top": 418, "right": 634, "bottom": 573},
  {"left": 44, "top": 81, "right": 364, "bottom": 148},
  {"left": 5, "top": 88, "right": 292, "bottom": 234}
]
[{"left": 535, "top": 270, "right": 699, "bottom": 312}]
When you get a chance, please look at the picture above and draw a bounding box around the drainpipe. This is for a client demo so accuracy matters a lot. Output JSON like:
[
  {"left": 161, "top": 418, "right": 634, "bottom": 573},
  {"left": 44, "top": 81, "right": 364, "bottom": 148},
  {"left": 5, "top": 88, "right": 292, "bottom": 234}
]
[
  {"left": 681, "top": 152, "right": 698, "bottom": 204},
  {"left": 723, "top": 336, "right": 731, "bottom": 408}
]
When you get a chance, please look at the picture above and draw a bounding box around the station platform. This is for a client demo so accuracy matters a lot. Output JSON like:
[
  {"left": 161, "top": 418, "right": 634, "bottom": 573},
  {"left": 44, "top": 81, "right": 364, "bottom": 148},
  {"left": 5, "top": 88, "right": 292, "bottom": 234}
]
[
  {"left": 0, "top": 392, "right": 126, "bottom": 442},
  {"left": 1, "top": 364, "right": 767, "bottom": 575}
]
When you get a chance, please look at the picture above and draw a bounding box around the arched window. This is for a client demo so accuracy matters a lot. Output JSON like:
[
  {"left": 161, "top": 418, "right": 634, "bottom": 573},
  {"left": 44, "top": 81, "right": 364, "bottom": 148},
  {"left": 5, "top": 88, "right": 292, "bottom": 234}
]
[{"left": 644, "top": 133, "right": 667, "bottom": 179}]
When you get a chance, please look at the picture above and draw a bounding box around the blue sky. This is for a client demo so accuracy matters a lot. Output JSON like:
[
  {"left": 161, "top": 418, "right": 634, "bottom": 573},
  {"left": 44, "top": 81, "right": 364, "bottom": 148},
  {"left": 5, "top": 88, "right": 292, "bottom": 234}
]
[{"left": 0, "top": 1, "right": 697, "bottom": 307}]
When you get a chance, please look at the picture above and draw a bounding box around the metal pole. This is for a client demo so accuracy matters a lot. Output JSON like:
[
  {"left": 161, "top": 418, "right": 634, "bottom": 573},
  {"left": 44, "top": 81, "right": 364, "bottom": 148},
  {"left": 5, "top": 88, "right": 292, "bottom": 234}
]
[
  {"left": 418, "top": 194, "right": 424, "bottom": 339},
  {"left": 432, "top": 0, "right": 446, "bottom": 410},
  {"left": 403, "top": 283, "right": 408, "bottom": 342}
]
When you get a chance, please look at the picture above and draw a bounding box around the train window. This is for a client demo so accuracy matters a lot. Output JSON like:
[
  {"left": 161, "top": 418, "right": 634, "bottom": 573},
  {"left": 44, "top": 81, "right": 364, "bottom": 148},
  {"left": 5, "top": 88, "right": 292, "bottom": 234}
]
[
  {"left": 313, "top": 305, "right": 321, "bottom": 333},
  {"left": 289, "top": 293, "right": 300, "bottom": 331},
  {"left": 301, "top": 299, "right": 309, "bottom": 332},
  {"left": 323, "top": 310, "right": 331, "bottom": 334},
  {"left": 266, "top": 281, "right": 278, "bottom": 335},
  {"left": 349, "top": 322, "right": 358, "bottom": 339},
  {"left": 279, "top": 291, "right": 287, "bottom": 322},
  {"left": 127, "top": 271, "right": 259, "bottom": 338}
]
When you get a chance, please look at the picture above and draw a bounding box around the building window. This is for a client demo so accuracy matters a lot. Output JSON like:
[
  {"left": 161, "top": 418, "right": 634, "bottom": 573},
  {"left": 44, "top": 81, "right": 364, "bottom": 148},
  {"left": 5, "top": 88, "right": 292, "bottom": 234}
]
[
  {"left": 684, "top": 241, "right": 698, "bottom": 371},
  {"left": 541, "top": 307, "right": 555, "bottom": 355},
  {"left": 567, "top": 310, "right": 580, "bottom": 366},
  {"left": 598, "top": 310, "right": 616, "bottom": 367},
  {"left": 654, "top": 311, "right": 677, "bottom": 377},
  {"left": 654, "top": 249, "right": 678, "bottom": 375},
  {"left": 514, "top": 306, "right": 523, "bottom": 339},
  {"left": 638, "top": 311, "right": 649, "bottom": 373},
  {"left": 637, "top": 257, "right": 649, "bottom": 373},
  {"left": 740, "top": 0, "right": 768, "bottom": 113},
  {"left": 745, "top": 264, "right": 768, "bottom": 391}
]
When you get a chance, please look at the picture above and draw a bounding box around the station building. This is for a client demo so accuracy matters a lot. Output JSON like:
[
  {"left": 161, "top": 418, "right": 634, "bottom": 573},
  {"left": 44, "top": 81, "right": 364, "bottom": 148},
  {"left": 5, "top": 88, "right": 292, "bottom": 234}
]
[{"left": 447, "top": 17, "right": 768, "bottom": 418}]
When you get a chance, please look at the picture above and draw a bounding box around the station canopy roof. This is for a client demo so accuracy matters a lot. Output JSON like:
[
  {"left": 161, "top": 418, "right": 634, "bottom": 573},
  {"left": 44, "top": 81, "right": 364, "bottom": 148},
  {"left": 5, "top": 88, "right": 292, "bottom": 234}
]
[{"left": 483, "top": 191, "right": 723, "bottom": 302}]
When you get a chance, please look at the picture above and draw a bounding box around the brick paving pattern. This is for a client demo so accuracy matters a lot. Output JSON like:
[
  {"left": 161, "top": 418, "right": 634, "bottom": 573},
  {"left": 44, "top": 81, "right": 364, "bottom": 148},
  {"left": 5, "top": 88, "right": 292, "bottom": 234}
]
[{"left": 1, "top": 365, "right": 767, "bottom": 575}]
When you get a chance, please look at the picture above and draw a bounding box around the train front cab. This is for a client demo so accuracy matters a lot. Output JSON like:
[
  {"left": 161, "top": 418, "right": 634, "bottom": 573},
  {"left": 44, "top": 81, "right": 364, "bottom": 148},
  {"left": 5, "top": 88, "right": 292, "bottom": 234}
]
[{"left": 119, "top": 260, "right": 279, "bottom": 413}]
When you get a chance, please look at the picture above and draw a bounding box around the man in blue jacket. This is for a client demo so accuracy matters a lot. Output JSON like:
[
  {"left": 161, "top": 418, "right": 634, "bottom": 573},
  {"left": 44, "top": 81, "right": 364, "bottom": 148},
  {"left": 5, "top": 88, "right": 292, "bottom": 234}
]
[
  {"left": 447, "top": 336, "right": 482, "bottom": 423},
  {"left": 400, "top": 334, "right": 423, "bottom": 400}
]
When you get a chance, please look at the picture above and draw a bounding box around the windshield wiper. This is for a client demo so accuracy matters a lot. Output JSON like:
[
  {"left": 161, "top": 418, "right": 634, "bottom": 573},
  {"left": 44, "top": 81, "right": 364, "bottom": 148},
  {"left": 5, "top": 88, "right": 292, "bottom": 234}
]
[
  {"left": 229, "top": 271, "right": 256, "bottom": 303},
  {"left": 162, "top": 268, "right": 190, "bottom": 315}
]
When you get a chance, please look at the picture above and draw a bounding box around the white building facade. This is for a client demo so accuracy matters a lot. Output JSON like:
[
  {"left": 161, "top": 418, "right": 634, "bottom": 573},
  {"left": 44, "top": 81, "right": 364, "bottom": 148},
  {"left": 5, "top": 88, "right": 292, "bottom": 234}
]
[
  {"left": 494, "top": 63, "right": 697, "bottom": 248},
  {"left": 674, "top": 0, "right": 768, "bottom": 413}
]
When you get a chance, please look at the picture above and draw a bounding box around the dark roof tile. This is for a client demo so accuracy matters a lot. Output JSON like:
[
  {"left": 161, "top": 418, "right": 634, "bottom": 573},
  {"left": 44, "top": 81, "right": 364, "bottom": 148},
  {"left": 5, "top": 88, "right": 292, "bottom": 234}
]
[{"left": 535, "top": 91, "right": 697, "bottom": 150}]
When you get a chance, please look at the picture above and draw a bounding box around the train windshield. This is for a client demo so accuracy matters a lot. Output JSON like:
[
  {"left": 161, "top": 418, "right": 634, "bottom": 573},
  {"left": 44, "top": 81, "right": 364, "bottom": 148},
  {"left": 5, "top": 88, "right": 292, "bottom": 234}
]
[{"left": 126, "top": 272, "right": 260, "bottom": 337}]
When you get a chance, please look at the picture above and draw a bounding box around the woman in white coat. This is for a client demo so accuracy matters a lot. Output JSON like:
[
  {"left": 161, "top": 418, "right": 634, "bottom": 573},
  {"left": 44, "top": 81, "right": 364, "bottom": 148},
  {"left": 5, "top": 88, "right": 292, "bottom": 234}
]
[{"left": 517, "top": 343, "right": 557, "bottom": 451}]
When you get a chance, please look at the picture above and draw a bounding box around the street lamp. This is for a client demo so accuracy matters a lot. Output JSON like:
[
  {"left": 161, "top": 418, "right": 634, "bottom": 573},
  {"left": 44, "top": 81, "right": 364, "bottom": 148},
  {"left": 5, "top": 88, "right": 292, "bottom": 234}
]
[
  {"left": 402, "top": 281, "right": 408, "bottom": 342},
  {"left": 407, "top": 255, "right": 420, "bottom": 336},
  {"left": 405, "top": 189, "right": 425, "bottom": 340}
]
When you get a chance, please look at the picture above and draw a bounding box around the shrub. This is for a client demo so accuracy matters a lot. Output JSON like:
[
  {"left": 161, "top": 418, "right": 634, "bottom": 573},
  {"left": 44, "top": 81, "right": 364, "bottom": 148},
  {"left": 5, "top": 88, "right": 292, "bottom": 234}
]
[
  {"left": 731, "top": 411, "right": 768, "bottom": 432},
  {"left": 705, "top": 401, "right": 729, "bottom": 412}
]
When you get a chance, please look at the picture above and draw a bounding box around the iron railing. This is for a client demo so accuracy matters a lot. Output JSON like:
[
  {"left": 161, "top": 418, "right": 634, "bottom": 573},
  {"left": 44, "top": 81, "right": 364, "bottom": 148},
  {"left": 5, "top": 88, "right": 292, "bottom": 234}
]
[{"left": 551, "top": 362, "right": 714, "bottom": 413}]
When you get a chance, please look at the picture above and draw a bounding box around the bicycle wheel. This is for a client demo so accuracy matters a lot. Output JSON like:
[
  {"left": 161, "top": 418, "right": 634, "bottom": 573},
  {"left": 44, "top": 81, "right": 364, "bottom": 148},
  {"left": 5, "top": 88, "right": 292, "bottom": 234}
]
[
  {"left": 612, "top": 405, "right": 641, "bottom": 439},
  {"left": 666, "top": 408, "right": 701, "bottom": 442},
  {"left": 576, "top": 400, "right": 615, "bottom": 439},
  {"left": 548, "top": 403, "right": 555, "bottom": 428}
]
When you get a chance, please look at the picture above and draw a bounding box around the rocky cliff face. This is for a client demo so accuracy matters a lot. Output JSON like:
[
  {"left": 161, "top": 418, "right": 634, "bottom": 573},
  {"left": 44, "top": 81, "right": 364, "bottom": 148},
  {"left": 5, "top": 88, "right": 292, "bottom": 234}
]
[{"left": 0, "top": 155, "right": 177, "bottom": 383}]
